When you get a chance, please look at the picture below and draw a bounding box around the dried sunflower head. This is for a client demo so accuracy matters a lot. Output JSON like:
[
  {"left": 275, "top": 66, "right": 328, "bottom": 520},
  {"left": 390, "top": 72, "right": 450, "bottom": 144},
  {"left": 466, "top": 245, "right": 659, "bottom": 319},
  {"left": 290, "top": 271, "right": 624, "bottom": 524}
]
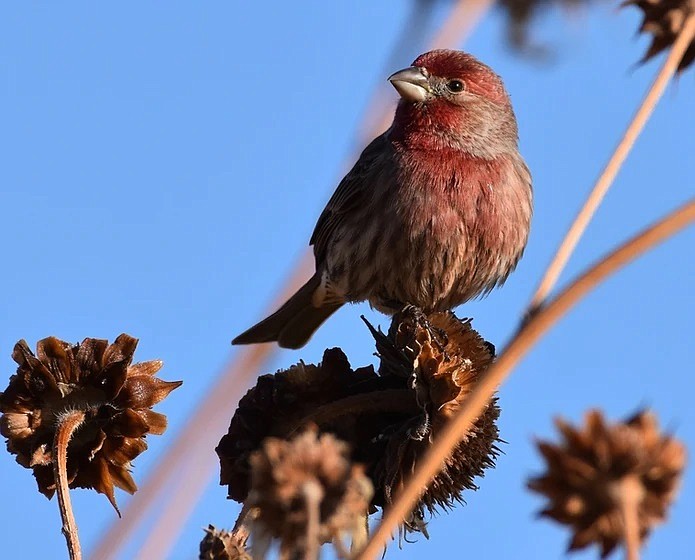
[
  {"left": 528, "top": 409, "right": 686, "bottom": 557},
  {"left": 217, "top": 307, "right": 500, "bottom": 537},
  {"left": 624, "top": 0, "right": 695, "bottom": 71},
  {"left": 0, "top": 334, "right": 182, "bottom": 512},
  {"left": 371, "top": 307, "right": 500, "bottom": 528},
  {"left": 216, "top": 347, "right": 384, "bottom": 503},
  {"left": 247, "top": 427, "right": 373, "bottom": 559},
  {"left": 199, "top": 525, "right": 251, "bottom": 560}
]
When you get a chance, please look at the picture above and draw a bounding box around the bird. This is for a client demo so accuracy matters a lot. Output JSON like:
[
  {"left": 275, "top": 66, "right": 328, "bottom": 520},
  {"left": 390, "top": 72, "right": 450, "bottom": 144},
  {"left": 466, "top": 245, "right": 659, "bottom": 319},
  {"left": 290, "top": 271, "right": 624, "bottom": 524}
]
[{"left": 233, "top": 49, "right": 532, "bottom": 349}]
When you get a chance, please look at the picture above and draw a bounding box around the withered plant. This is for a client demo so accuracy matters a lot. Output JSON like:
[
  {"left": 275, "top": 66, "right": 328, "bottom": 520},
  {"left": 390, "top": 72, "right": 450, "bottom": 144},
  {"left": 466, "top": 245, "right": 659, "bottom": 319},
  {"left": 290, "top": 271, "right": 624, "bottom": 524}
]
[
  {"left": 0, "top": 334, "right": 181, "bottom": 560},
  {"left": 216, "top": 307, "right": 501, "bottom": 556},
  {"left": 529, "top": 410, "right": 686, "bottom": 558}
]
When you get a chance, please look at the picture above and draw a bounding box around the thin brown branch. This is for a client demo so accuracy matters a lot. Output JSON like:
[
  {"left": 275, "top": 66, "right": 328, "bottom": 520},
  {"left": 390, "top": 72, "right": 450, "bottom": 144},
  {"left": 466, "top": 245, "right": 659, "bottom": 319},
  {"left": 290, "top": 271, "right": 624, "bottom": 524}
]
[
  {"left": 233, "top": 502, "right": 252, "bottom": 533},
  {"left": 286, "top": 389, "right": 417, "bottom": 434},
  {"left": 527, "top": 10, "right": 695, "bottom": 314},
  {"left": 617, "top": 475, "right": 643, "bottom": 560},
  {"left": 53, "top": 409, "right": 86, "bottom": 560},
  {"left": 303, "top": 480, "right": 323, "bottom": 560},
  {"left": 358, "top": 199, "right": 695, "bottom": 559}
]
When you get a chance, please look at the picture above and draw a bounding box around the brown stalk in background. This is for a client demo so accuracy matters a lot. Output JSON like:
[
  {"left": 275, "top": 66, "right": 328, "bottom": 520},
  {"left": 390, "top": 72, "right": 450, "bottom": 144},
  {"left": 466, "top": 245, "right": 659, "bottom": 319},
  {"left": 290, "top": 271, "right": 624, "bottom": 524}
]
[
  {"left": 620, "top": 475, "right": 642, "bottom": 560},
  {"left": 92, "top": 2, "right": 495, "bottom": 558},
  {"left": 358, "top": 198, "right": 695, "bottom": 558},
  {"left": 527, "top": 7, "right": 695, "bottom": 314},
  {"left": 54, "top": 410, "right": 86, "bottom": 560}
]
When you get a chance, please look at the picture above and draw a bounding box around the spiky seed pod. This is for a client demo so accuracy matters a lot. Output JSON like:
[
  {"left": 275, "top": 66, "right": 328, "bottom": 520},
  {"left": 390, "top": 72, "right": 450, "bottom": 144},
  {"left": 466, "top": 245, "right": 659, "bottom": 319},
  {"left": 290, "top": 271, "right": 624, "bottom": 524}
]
[
  {"left": 199, "top": 525, "right": 251, "bottom": 560},
  {"left": 528, "top": 410, "right": 686, "bottom": 558},
  {"left": 217, "top": 307, "right": 501, "bottom": 537},
  {"left": 624, "top": 0, "right": 695, "bottom": 71},
  {"left": 247, "top": 427, "right": 373, "bottom": 559},
  {"left": 374, "top": 307, "right": 501, "bottom": 522},
  {"left": 0, "top": 334, "right": 182, "bottom": 511}
]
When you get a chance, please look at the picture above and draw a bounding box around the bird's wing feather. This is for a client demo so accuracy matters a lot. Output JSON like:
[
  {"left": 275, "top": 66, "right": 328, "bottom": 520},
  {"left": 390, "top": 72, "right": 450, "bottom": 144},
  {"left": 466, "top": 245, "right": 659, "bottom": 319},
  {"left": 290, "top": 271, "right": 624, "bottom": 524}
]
[{"left": 310, "top": 133, "right": 390, "bottom": 264}]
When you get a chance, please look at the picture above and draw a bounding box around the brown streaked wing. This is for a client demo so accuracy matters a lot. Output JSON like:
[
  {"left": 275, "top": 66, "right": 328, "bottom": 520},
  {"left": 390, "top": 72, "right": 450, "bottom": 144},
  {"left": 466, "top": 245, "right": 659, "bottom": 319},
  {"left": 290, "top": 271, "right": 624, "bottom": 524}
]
[{"left": 310, "top": 132, "right": 389, "bottom": 264}]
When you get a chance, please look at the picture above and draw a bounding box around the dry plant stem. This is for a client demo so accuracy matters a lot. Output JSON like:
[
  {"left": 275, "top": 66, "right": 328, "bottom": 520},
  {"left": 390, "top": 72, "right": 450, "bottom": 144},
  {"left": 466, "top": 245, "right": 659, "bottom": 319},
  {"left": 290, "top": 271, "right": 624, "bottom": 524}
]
[
  {"left": 527, "top": 11, "right": 695, "bottom": 314},
  {"left": 287, "top": 389, "right": 416, "bottom": 434},
  {"left": 233, "top": 502, "right": 252, "bottom": 532},
  {"left": 617, "top": 475, "right": 643, "bottom": 560},
  {"left": 350, "top": 515, "right": 369, "bottom": 556},
  {"left": 303, "top": 481, "right": 323, "bottom": 560},
  {"left": 95, "top": 6, "right": 496, "bottom": 560},
  {"left": 53, "top": 409, "right": 86, "bottom": 560},
  {"left": 358, "top": 199, "right": 695, "bottom": 560}
]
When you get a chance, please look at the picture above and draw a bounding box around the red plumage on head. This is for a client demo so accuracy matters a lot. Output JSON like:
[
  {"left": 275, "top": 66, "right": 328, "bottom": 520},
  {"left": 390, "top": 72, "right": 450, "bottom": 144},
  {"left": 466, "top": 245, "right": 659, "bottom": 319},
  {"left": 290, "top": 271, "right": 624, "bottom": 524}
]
[
  {"left": 390, "top": 50, "right": 518, "bottom": 157},
  {"left": 413, "top": 49, "right": 509, "bottom": 105}
]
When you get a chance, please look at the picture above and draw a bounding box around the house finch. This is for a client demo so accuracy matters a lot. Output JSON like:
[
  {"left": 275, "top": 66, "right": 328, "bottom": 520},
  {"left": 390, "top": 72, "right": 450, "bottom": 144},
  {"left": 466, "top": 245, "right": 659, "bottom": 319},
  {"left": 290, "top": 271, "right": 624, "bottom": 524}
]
[{"left": 234, "top": 49, "right": 532, "bottom": 349}]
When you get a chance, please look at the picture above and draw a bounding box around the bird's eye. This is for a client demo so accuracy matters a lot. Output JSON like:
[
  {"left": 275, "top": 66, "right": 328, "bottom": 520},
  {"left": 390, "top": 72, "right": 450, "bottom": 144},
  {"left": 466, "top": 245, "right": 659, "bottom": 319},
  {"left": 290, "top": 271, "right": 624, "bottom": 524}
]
[{"left": 446, "top": 79, "right": 464, "bottom": 93}]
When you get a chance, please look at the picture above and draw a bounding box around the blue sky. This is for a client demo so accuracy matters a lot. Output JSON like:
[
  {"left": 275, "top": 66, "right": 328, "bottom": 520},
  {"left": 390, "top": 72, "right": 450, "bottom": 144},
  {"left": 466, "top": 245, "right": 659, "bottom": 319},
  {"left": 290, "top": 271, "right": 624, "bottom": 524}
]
[{"left": 0, "top": 2, "right": 693, "bottom": 559}]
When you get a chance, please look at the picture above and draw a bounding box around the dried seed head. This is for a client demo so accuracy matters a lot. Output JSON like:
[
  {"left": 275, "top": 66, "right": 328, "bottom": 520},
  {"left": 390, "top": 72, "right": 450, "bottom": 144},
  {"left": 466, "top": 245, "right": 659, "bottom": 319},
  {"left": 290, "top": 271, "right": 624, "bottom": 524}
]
[
  {"left": 0, "top": 334, "right": 182, "bottom": 511},
  {"left": 218, "top": 307, "right": 500, "bottom": 538},
  {"left": 624, "top": 0, "right": 695, "bottom": 71},
  {"left": 199, "top": 525, "right": 251, "bottom": 560},
  {"left": 528, "top": 410, "right": 686, "bottom": 557},
  {"left": 216, "top": 347, "right": 379, "bottom": 503},
  {"left": 247, "top": 427, "right": 373, "bottom": 559},
  {"left": 374, "top": 307, "right": 500, "bottom": 525}
]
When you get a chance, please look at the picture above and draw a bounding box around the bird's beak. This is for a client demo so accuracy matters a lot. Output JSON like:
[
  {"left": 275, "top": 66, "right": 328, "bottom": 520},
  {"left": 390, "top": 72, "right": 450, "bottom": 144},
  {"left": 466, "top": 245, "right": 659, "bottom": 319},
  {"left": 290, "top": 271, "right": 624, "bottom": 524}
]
[{"left": 388, "top": 66, "right": 431, "bottom": 103}]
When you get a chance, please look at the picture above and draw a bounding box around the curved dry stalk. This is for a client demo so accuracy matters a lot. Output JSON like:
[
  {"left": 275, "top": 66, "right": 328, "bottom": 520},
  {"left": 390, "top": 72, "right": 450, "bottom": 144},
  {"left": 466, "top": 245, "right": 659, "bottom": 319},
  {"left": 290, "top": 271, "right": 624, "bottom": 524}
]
[
  {"left": 527, "top": 11, "right": 695, "bottom": 315},
  {"left": 617, "top": 475, "right": 643, "bottom": 560},
  {"left": 233, "top": 502, "right": 252, "bottom": 533},
  {"left": 286, "top": 389, "right": 416, "bottom": 435},
  {"left": 53, "top": 409, "right": 86, "bottom": 560},
  {"left": 357, "top": 199, "right": 695, "bottom": 559},
  {"left": 303, "top": 480, "right": 323, "bottom": 560}
]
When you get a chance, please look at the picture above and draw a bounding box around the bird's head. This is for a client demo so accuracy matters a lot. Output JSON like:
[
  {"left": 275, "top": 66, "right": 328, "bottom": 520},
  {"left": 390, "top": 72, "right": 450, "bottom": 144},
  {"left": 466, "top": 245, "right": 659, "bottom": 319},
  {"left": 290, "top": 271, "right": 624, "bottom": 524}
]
[{"left": 389, "top": 50, "right": 518, "bottom": 157}]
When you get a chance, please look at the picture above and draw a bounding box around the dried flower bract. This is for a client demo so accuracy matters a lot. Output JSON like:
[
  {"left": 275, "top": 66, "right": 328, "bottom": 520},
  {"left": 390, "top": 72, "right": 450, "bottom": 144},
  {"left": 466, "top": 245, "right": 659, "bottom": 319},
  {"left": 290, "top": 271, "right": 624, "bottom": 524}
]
[
  {"left": 247, "top": 427, "right": 373, "bottom": 559},
  {"left": 528, "top": 409, "right": 686, "bottom": 557},
  {"left": 624, "top": 0, "right": 695, "bottom": 71},
  {"left": 372, "top": 307, "right": 500, "bottom": 523},
  {"left": 199, "top": 525, "right": 251, "bottom": 560},
  {"left": 0, "top": 334, "right": 182, "bottom": 511}
]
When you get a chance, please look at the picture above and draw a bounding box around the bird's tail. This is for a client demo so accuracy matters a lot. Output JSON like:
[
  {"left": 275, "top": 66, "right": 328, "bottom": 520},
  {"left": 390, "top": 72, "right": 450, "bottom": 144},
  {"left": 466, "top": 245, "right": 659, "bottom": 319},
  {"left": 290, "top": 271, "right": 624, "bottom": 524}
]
[{"left": 232, "top": 273, "right": 343, "bottom": 349}]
